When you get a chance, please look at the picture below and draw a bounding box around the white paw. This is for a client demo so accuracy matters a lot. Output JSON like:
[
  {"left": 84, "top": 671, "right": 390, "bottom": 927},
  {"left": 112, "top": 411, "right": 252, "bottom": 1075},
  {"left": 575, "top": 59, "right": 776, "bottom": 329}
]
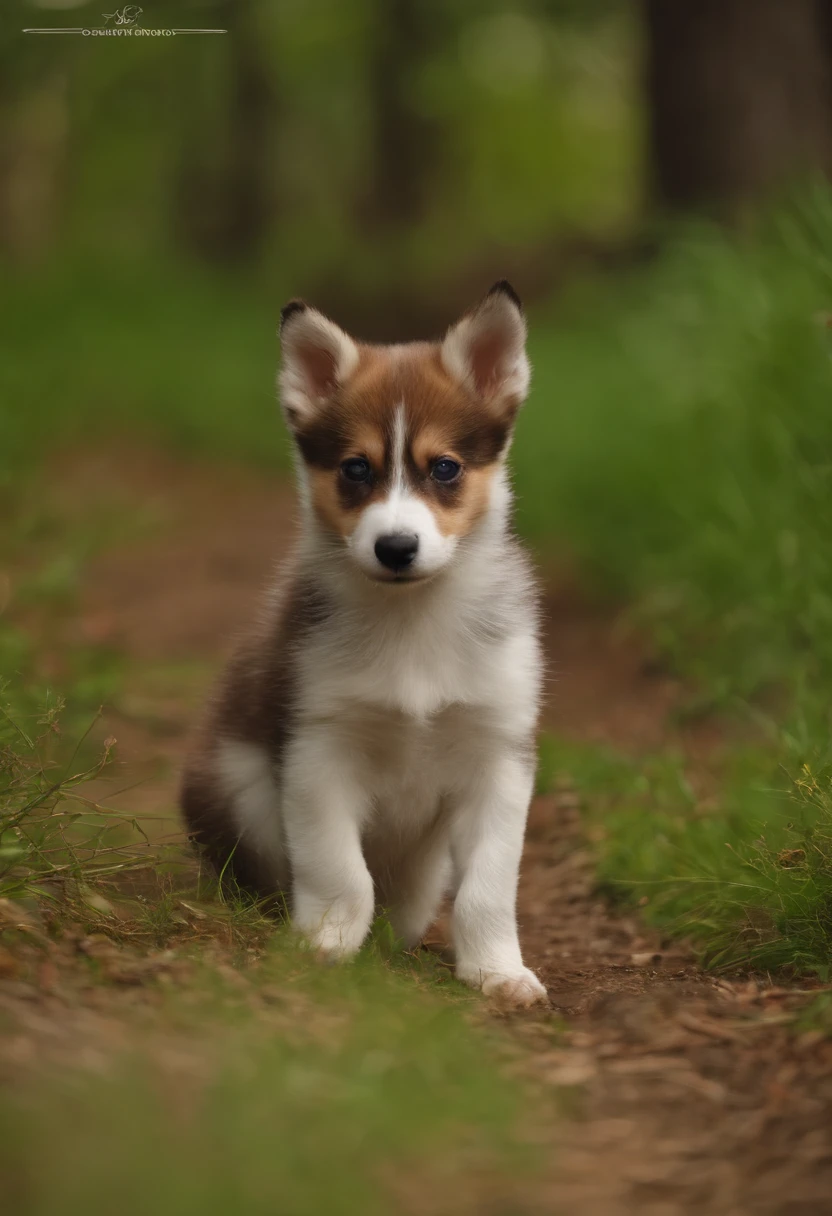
[
  {"left": 306, "top": 929, "right": 355, "bottom": 958},
  {"left": 293, "top": 883, "right": 374, "bottom": 960},
  {"left": 294, "top": 914, "right": 369, "bottom": 960},
  {"left": 461, "top": 966, "right": 548, "bottom": 1007},
  {"left": 310, "top": 924, "right": 364, "bottom": 959}
]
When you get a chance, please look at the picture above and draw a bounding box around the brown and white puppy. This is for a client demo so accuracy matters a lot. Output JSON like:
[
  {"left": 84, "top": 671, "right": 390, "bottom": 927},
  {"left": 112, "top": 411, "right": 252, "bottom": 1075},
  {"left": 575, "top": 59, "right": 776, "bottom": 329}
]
[{"left": 181, "top": 281, "right": 545, "bottom": 1005}]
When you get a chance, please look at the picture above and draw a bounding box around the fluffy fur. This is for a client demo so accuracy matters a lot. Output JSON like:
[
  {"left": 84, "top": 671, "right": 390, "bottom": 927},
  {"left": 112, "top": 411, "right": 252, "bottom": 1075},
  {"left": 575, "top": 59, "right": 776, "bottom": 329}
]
[{"left": 181, "top": 281, "right": 546, "bottom": 1006}]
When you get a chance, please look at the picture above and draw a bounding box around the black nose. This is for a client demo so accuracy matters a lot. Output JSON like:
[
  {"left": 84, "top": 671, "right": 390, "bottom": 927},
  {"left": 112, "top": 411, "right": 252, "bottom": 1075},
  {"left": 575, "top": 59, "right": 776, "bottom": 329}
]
[{"left": 374, "top": 533, "right": 419, "bottom": 572}]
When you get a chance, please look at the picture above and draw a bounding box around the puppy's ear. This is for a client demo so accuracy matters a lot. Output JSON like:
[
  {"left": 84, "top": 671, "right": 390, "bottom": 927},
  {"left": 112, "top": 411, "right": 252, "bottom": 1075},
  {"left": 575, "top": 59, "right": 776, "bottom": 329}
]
[
  {"left": 279, "top": 300, "right": 359, "bottom": 429},
  {"left": 441, "top": 281, "right": 530, "bottom": 415}
]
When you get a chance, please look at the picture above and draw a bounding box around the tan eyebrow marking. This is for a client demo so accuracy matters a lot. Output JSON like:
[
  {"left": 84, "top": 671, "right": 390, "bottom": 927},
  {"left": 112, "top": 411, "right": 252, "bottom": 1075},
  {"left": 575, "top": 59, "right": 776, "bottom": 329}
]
[
  {"left": 350, "top": 426, "right": 385, "bottom": 469},
  {"left": 410, "top": 425, "right": 461, "bottom": 466}
]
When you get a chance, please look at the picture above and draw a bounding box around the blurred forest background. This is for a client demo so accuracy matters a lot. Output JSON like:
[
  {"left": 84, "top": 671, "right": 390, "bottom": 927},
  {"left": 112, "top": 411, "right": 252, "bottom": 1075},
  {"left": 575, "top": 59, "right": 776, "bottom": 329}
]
[
  {"left": 5, "top": 0, "right": 832, "bottom": 297},
  {"left": 5, "top": 0, "right": 832, "bottom": 307},
  {"left": 4, "top": 0, "right": 832, "bottom": 464},
  {"left": 4, "top": 0, "right": 641, "bottom": 307}
]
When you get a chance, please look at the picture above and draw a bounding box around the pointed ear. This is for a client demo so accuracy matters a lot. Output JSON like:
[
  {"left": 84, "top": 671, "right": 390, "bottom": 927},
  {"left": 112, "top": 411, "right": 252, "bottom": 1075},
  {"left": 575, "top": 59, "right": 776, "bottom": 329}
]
[
  {"left": 440, "top": 281, "right": 530, "bottom": 413},
  {"left": 278, "top": 300, "right": 360, "bottom": 429}
]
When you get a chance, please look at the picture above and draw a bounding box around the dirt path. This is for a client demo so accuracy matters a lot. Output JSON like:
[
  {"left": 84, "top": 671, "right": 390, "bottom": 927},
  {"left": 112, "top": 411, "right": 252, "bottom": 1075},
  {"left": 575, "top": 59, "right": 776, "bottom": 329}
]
[{"left": 11, "top": 448, "right": 832, "bottom": 1214}]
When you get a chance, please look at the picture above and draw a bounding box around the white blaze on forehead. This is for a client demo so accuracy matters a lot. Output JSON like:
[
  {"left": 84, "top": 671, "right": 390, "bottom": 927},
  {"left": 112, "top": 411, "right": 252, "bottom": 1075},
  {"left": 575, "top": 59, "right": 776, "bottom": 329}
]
[
  {"left": 383, "top": 402, "right": 423, "bottom": 526},
  {"left": 345, "top": 400, "right": 459, "bottom": 578},
  {"left": 391, "top": 403, "right": 407, "bottom": 496}
]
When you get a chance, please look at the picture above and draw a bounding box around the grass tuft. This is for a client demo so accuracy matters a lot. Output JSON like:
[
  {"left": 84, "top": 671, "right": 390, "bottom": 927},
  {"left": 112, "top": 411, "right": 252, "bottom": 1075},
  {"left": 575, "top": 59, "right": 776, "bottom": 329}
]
[
  {"left": 0, "top": 696, "right": 150, "bottom": 902},
  {"left": 540, "top": 735, "right": 832, "bottom": 974}
]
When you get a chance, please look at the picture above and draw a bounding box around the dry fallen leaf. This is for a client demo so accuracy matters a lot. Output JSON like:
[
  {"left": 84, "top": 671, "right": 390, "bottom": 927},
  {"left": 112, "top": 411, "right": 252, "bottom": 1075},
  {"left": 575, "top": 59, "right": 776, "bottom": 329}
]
[
  {"left": 676, "top": 1010, "right": 743, "bottom": 1043},
  {"left": 605, "top": 1055, "right": 694, "bottom": 1075},
  {"left": 631, "top": 951, "right": 663, "bottom": 967}
]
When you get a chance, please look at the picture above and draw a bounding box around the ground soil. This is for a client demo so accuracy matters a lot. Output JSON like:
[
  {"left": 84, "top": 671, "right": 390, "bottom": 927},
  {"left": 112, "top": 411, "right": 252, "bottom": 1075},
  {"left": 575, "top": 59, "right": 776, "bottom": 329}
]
[{"left": 4, "top": 447, "right": 832, "bottom": 1215}]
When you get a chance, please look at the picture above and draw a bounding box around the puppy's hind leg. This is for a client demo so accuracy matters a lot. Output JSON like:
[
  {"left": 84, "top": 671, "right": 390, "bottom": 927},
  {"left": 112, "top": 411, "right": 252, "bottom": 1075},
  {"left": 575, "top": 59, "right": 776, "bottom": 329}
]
[{"left": 209, "top": 738, "right": 288, "bottom": 896}]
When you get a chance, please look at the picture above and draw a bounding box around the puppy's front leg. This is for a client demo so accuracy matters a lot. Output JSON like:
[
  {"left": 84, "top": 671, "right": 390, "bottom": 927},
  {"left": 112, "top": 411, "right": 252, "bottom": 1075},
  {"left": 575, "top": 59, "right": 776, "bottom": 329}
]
[
  {"left": 283, "top": 733, "right": 374, "bottom": 958},
  {"left": 450, "top": 748, "right": 547, "bottom": 1006}
]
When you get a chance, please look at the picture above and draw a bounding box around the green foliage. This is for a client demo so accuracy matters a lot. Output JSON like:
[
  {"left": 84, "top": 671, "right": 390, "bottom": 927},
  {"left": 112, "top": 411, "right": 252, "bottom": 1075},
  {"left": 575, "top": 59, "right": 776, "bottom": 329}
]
[
  {"left": 0, "top": 260, "right": 289, "bottom": 482},
  {"left": 2, "top": 0, "right": 636, "bottom": 278},
  {"left": 0, "top": 695, "right": 162, "bottom": 904},
  {"left": 522, "top": 192, "right": 832, "bottom": 974},
  {"left": 539, "top": 735, "right": 832, "bottom": 973},
  {"left": 517, "top": 190, "right": 832, "bottom": 719}
]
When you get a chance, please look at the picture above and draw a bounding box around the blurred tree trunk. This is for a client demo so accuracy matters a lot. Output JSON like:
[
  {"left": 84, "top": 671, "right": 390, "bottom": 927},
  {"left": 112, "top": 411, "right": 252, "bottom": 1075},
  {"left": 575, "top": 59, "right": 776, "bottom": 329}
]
[
  {"left": 359, "top": 0, "right": 444, "bottom": 233},
  {"left": 174, "top": 0, "right": 275, "bottom": 262},
  {"left": 219, "top": 0, "right": 274, "bottom": 259},
  {"left": 644, "top": 0, "right": 832, "bottom": 213}
]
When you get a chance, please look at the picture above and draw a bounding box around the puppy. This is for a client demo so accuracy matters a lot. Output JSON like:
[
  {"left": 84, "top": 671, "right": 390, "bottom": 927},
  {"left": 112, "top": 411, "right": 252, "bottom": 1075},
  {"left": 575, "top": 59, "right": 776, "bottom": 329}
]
[{"left": 181, "top": 281, "right": 546, "bottom": 1006}]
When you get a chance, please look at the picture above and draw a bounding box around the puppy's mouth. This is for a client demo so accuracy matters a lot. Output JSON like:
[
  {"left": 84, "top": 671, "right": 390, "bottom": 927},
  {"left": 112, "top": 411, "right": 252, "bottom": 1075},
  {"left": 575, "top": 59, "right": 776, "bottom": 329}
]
[{"left": 367, "top": 566, "right": 431, "bottom": 585}]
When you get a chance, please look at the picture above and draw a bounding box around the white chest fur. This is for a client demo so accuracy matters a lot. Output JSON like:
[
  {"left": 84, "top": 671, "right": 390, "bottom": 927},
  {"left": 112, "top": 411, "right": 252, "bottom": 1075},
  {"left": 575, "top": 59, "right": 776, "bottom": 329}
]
[{"left": 298, "top": 584, "right": 539, "bottom": 731}]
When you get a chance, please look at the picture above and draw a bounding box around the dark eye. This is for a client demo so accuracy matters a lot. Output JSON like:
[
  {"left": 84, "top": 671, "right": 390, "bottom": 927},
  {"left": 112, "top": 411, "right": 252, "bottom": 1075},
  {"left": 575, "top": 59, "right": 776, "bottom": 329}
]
[
  {"left": 341, "top": 457, "right": 371, "bottom": 483},
  {"left": 431, "top": 458, "right": 461, "bottom": 483}
]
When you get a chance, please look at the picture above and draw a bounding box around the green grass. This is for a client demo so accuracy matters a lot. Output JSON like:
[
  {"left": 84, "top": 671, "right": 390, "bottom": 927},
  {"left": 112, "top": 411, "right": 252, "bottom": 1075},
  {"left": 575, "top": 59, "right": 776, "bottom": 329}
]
[
  {"left": 0, "top": 660, "right": 546, "bottom": 1209},
  {"left": 0, "top": 547, "right": 125, "bottom": 737},
  {"left": 0, "top": 258, "right": 290, "bottom": 486},
  {"left": 515, "top": 190, "right": 832, "bottom": 973},
  {"left": 539, "top": 735, "right": 832, "bottom": 975},
  {"left": 0, "top": 688, "right": 549, "bottom": 1216},
  {"left": 0, "top": 928, "right": 547, "bottom": 1216},
  {"left": 517, "top": 188, "right": 832, "bottom": 716},
  {"left": 0, "top": 693, "right": 176, "bottom": 909}
]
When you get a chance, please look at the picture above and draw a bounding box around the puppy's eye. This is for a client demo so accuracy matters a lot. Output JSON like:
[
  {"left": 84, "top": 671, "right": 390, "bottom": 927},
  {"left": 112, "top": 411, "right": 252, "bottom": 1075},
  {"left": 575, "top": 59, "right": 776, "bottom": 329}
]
[
  {"left": 431, "top": 458, "right": 461, "bottom": 484},
  {"left": 341, "top": 457, "right": 371, "bottom": 483}
]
